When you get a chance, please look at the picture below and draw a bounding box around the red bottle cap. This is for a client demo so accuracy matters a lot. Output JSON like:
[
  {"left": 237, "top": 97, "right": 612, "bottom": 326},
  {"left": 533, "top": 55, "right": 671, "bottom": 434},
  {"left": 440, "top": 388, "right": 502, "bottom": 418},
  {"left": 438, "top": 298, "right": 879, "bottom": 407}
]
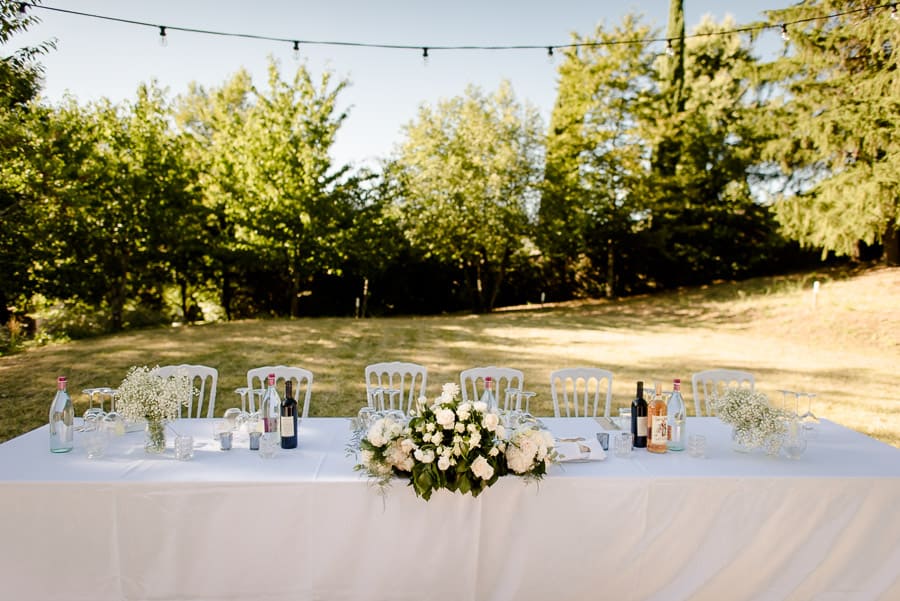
[{"left": 267, "top": 373, "right": 276, "bottom": 385}]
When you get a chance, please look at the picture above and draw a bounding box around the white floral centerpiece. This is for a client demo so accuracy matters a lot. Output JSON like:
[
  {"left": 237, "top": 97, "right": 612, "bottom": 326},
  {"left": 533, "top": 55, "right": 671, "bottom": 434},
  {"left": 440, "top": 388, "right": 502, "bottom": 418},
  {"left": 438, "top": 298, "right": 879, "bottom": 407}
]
[
  {"left": 354, "top": 383, "right": 556, "bottom": 500},
  {"left": 711, "top": 388, "right": 788, "bottom": 454},
  {"left": 116, "top": 366, "right": 194, "bottom": 453}
]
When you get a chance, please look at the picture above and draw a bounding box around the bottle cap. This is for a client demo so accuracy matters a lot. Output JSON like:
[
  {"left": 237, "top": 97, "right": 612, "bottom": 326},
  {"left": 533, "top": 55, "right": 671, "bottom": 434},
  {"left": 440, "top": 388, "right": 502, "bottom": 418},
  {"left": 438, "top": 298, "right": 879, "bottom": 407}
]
[
  {"left": 57, "top": 376, "right": 67, "bottom": 389},
  {"left": 485, "top": 376, "right": 493, "bottom": 389},
  {"left": 673, "top": 378, "right": 681, "bottom": 390},
  {"left": 267, "top": 373, "right": 276, "bottom": 385}
]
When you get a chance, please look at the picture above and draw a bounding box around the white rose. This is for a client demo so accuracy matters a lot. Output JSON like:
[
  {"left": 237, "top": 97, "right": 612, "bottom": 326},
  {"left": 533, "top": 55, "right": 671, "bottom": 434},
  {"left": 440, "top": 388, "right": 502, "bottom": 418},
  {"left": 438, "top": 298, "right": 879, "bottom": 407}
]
[
  {"left": 366, "top": 419, "right": 387, "bottom": 447},
  {"left": 483, "top": 413, "right": 500, "bottom": 432},
  {"left": 454, "top": 422, "right": 465, "bottom": 433},
  {"left": 431, "top": 432, "right": 444, "bottom": 445},
  {"left": 473, "top": 401, "right": 487, "bottom": 413},
  {"left": 452, "top": 443, "right": 462, "bottom": 457},
  {"left": 426, "top": 422, "right": 436, "bottom": 433},
  {"left": 401, "top": 438, "right": 416, "bottom": 454},
  {"left": 436, "top": 408, "right": 456, "bottom": 429},
  {"left": 438, "top": 455, "right": 451, "bottom": 471},
  {"left": 471, "top": 455, "right": 495, "bottom": 480},
  {"left": 495, "top": 424, "right": 506, "bottom": 439},
  {"left": 414, "top": 448, "right": 435, "bottom": 463},
  {"left": 488, "top": 445, "right": 499, "bottom": 457},
  {"left": 469, "top": 430, "right": 482, "bottom": 449},
  {"left": 457, "top": 409, "right": 471, "bottom": 421},
  {"left": 506, "top": 446, "right": 532, "bottom": 474}
]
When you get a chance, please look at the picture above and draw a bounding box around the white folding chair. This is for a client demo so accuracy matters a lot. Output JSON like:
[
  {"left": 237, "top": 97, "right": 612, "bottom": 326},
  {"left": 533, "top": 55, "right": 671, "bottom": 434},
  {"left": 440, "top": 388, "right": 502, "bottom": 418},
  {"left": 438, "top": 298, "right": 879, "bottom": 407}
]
[
  {"left": 550, "top": 367, "right": 614, "bottom": 418},
  {"left": 364, "top": 362, "right": 427, "bottom": 413},
  {"left": 459, "top": 366, "right": 524, "bottom": 410},
  {"left": 691, "top": 369, "right": 755, "bottom": 416},
  {"left": 246, "top": 366, "right": 314, "bottom": 419},
  {"left": 155, "top": 364, "right": 218, "bottom": 418}
]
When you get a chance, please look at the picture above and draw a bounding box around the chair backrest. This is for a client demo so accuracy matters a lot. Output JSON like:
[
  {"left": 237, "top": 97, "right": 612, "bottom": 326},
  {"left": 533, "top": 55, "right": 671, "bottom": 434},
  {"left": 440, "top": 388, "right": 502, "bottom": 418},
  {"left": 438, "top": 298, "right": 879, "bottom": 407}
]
[
  {"left": 154, "top": 364, "right": 218, "bottom": 418},
  {"left": 691, "top": 369, "right": 755, "bottom": 416},
  {"left": 550, "top": 367, "right": 614, "bottom": 418},
  {"left": 364, "top": 362, "right": 428, "bottom": 413},
  {"left": 459, "top": 366, "right": 524, "bottom": 410},
  {"left": 246, "top": 366, "right": 314, "bottom": 419}
]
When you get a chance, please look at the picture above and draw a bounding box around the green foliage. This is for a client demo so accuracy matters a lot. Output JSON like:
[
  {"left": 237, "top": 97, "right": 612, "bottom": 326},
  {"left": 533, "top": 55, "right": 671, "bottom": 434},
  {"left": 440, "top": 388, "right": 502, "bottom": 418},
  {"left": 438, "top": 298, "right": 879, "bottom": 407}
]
[
  {"left": 391, "top": 82, "right": 543, "bottom": 312},
  {"left": 762, "top": 0, "right": 900, "bottom": 264}
]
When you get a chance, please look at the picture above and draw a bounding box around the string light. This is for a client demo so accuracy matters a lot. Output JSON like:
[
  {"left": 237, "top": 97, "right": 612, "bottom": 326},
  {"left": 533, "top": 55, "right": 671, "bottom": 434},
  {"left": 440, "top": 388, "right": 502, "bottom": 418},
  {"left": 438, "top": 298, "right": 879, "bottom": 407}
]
[
  {"left": 422, "top": 47, "right": 429, "bottom": 66},
  {"left": 292, "top": 40, "right": 300, "bottom": 61},
  {"left": 24, "top": 2, "right": 899, "bottom": 61},
  {"left": 18, "top": 2, "right": 27, "bottom": 15},
  {"left": 547, "top": 46, "right": 554, "bottom": 64},
  {"left": 665, "top": 39, "right": 675, "bottom": 57},
  {"left": 159, "top": 25, "right": 167, "bottom": 47}
]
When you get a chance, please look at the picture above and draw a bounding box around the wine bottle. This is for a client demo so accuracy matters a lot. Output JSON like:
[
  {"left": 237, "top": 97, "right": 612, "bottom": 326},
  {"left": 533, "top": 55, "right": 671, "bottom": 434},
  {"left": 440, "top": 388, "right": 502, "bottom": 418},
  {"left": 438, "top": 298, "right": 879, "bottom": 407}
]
[
  {"left": 260, "top": 373, "right": 280, "bottom": 435},
  {"left": 631, "top": 381, "right": 648, "bottom": 448},
  {"left": 280, "top": 380, "right": 298, "bottom": 449},
  {"left": 647, "top": 381, "right": 668, "bottom": 454},
  {"left": 49, "top": 376, "right": 74, "bottom": 453},
  {"left": 667, "top": 378, "right": 686, "bottom": 451}
]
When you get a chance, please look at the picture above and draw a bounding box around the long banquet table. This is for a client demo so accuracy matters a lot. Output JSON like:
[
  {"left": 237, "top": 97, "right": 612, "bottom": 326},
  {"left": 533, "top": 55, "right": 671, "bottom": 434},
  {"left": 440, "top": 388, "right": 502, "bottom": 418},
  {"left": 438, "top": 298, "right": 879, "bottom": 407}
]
[{"left": 1, "top": 417, "right": 899, "bottom": 601}]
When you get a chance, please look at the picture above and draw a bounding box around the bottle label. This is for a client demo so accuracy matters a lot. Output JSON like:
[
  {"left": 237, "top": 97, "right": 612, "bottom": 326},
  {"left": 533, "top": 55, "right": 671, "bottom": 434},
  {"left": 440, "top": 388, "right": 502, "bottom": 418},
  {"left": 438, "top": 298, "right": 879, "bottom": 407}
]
[
  {"left": 650, "top": 415, "right": 668, "bottom": 445},
  {"left": 280, "top": 416, "right": 295, "bottom": 437},
  {"left": 636, "top": 416, "right": 648, "bottom": 437}
]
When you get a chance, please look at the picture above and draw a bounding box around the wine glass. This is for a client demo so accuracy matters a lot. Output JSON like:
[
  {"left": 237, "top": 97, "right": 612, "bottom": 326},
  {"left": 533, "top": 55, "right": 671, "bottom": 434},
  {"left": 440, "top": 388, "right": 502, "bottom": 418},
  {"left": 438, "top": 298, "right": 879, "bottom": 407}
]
[
  {"left": 518, "top": 391, "right": 537, "bottom": 415},
  {"left": 798, "top": 392, "right": 819, "bottom": 430},
  {"left": 80, "top": 388, "right": 107, "bottom": 431}
]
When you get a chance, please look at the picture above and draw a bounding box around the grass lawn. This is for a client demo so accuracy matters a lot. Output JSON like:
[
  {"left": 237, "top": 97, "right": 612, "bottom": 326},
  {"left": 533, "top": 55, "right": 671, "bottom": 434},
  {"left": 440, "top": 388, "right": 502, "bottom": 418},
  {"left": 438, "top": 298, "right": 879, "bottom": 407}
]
[{"left": 1, "top": 265, "right": 898, "bottom": 447}]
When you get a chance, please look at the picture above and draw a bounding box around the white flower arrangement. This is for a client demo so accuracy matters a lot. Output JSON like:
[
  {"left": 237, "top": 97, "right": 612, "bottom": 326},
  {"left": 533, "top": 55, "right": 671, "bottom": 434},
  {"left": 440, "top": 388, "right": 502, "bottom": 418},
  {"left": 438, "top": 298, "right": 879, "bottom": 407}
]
[
  {"left": 354, "top": 382, "right": 555, "bottom": 500},
  {"left": 711, "top": 388, "right": 788, "bottom": 454},
  {"left": 115, "top": 365, "right": 195, "bottom": 423}
]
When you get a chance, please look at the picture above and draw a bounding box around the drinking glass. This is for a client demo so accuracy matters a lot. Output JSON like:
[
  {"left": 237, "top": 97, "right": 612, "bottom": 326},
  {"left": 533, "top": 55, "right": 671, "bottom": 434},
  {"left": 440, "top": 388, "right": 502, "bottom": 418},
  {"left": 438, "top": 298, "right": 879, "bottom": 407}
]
[
  {"left": 259, "top": 432, "right": 279, "bottom": 459},
  {"left": 782, "top": 417, "right": 807, "bottom": 459},
  {"left": 614, "top": 432, "right": 633, "bottom": 458},
  {"left": 175, "top": 435, "right": 194, "bottom": 460},
  {"left": 687, "top": 434, "right": 707, "bottom": 458},
  {"left": 218, "top": 430, "right": 233, "bottom": 451},
  {"left": 223, "top": 408, "right": 243, "bottom": 431},
  {"left": 617, "top": 407, "right": 632, "bottom": 430},
  {"left": 85, "top": 426, "right": 109, "bottom": 459},
  {"left": 519, "top": 391, "right": 537, "bottom": 415}
]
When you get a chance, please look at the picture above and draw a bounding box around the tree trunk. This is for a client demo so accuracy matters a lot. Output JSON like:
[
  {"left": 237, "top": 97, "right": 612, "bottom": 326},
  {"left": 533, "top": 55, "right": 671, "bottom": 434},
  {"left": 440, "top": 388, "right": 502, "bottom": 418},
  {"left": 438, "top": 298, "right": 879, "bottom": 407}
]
[
  {"left": 605, "top": 239, "right": 615, "bottom": 299},
  {"left": 179, "top": 277, "right": 189, "bottom": 322},
  {"left": 884, "top": 223, "right": 899, "bottom": 266}
]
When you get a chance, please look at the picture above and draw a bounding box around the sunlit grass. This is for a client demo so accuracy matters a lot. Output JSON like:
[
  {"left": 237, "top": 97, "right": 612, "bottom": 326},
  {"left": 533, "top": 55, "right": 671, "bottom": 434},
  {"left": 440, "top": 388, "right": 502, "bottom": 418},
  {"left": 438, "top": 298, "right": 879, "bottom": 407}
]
[{"left": 1, "top": 265, "right": 898, "bottom": 447}]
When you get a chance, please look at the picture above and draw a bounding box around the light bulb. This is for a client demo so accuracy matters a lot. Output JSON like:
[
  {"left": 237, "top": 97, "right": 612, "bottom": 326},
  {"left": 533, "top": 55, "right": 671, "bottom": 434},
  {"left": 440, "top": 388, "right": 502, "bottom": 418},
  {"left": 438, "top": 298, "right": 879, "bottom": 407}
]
[
  {"left": 292, "top": 40, "right": 300, "bottom": 61},
  {"left": 665, "top": 39, "right": 675, "bottom": 57},
  {"left": 422, "top": 47, "right": 429, "bottom": 66},
  {"left": 18, "top": 2, "right": 27, "bottom": 16},
  {"left": 891, "top": 4, "right": 898, "bottom": 22},
  {"left": 159, "top": 26, "right": 168, "bottom": 47},
  {"left": 547, "top": 46, "right": 554, "bottom": 64},
  {"left": 781, "top": 24, "right": 789, "bottom": 42}
]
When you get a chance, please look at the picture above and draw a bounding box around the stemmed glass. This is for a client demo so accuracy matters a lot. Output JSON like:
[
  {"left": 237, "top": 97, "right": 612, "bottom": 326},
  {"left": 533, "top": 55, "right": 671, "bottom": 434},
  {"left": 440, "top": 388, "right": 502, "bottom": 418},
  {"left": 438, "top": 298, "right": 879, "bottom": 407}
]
[
  {"left": 79, "top": 388, "right": 108, "bottom": 431},
  {"left": 797, "top": 392, "right": 819, "bottom": 430}
]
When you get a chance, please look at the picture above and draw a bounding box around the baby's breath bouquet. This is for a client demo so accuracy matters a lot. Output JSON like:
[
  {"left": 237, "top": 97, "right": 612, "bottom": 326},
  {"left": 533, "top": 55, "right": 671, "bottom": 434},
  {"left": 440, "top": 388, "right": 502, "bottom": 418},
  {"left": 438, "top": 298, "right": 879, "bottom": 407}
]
[
  {"left": 116, "top": 366, "right": 194, "bottom": 453},
  {"left": 354, "top": 383, "right": 555, "bottom": 500},
  {"left": 712, "top": 389, "right": 788, "bottom": 454}
]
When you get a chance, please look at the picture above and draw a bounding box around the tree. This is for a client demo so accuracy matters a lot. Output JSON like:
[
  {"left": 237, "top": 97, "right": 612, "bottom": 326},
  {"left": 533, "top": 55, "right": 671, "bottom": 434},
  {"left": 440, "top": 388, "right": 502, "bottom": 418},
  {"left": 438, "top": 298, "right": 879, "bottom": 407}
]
[
  {"left": 0, "top": 0, "right": 55, "bottom": 332},
  {"left": 763, "top": 0, "right": 900, "bottom": 265},
  {"left": 540, "top": 15, "right": 655, "bottom": 298},
  {"left": 392, "top": 82, "right": 543, "bottom": 312}
]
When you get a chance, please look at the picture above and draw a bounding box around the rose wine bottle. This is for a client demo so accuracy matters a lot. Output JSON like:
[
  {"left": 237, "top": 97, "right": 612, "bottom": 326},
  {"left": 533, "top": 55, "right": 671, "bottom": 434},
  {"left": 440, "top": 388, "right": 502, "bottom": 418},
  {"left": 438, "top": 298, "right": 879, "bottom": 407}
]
[
  {"left": 49, "top": 376, "right": 74, "bottom": 453},
  {"left": 647, "top": 382, "right": 668, "bottom": 454},
  {"left": 667, "top": 378, "right": 686, "bottom": 451},
  {"left": 260, "top": 373, "right": 280, "bottom": 434},
  {"left": 631, "top": 381, "right": 648, "bottom": 448},
  {"left": 280, "top": 380, "right": 298, "bottom": 449}
]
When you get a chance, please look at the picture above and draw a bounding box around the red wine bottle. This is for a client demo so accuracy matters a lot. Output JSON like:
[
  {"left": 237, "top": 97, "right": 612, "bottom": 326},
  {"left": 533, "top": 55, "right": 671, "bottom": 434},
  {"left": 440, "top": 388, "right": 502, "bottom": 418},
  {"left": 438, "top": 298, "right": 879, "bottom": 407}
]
[
  {"left": 631, "top": 381, "right": 648, "bottom": 448},
  {"left": 280, "top": 380, "right": 298, "bottom": 449}
]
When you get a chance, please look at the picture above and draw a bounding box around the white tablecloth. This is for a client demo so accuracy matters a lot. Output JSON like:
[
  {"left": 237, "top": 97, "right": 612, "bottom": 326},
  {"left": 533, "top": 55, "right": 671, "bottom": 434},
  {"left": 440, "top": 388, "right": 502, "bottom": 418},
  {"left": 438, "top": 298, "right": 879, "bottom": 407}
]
[{"left": 1, "top": 417, "right": 899, "bottom": 601}]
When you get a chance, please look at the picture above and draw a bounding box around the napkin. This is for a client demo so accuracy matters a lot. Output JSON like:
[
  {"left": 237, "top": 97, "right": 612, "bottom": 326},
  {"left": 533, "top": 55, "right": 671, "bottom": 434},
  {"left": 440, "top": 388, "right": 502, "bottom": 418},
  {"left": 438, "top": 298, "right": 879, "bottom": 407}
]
[{"left": 555, "top": 439, "right": 607, "bottom": 462}]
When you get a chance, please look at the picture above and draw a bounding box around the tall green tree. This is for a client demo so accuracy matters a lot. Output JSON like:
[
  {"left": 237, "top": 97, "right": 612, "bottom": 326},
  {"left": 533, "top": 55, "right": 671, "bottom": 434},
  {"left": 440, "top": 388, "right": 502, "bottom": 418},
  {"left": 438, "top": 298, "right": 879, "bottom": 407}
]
[
  {"left": 540, "top": 15, "right": 655, "bottom": 298},
  {"left": 763, "top": 1, "right": 900, "bottom": 264},
  {"left": 0, "top": 0, "right": 54, "bottom": 331},
  {"left": 392, "top": 82, "right": 543, "bottom": 312}
]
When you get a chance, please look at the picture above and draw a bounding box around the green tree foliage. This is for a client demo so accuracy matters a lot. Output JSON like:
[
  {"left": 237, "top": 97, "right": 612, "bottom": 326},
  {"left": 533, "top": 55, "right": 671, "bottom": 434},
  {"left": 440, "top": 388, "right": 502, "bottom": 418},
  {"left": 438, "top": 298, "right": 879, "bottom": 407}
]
[
  {"left": 540, "top": 15, "right": 655, "bottom": 298},
  {"left": 762, "top": 1, "right": 900, "bottom": 265},
  {"left": 391, "top": 82, "right": 543, "bottom": 312},
  {"left": 640, "top": 16, "right": 785, "bottom": 286}
]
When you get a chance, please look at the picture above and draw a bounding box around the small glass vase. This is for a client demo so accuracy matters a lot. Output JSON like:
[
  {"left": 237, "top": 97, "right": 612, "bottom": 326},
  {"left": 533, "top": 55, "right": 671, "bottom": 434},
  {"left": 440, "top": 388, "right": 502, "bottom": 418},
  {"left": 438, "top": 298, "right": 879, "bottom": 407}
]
[
  {"left": 731, "top": 427, "right": 754, "bottom": 453},
  {"left": 144, "top": 419, "right": 167, "bottom": 454}
]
